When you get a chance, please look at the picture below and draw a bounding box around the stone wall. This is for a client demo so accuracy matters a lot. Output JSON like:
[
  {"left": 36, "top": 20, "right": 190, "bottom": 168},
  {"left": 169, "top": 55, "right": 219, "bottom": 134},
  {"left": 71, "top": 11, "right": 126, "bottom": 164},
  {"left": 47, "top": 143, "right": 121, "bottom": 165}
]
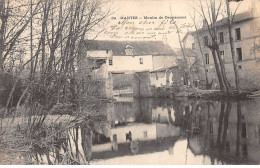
[
  {"left": 133, "top": 72, "right": 152, "bottom": 97},
  {"left": 133, "top": 67, "right": 184, "bottom": 97},
  {"left": 193, "top": 16, "right": 260, "bottom": 91},
  {"left": 112, "top": 73, "right": 133, "bottom": 90},
  {"left": 152, "top": 55, "right": 177, "bottom": 69}
]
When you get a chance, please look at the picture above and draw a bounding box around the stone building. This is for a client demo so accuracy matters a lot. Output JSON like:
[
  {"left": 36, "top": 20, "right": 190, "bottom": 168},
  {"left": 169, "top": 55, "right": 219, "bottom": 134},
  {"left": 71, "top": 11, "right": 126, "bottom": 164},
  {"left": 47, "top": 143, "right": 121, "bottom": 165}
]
[
  {"left": 78, "top": 42, "right": 113, "bottom": 98},
  {"left": 84, "top": 40, "right": 177, "bottom": 73},
  {"left": 132, "top": 66, "right": 184, "bottom": 97},
  {"left": 188, "top": 7, "right": 260, "bottom": 91},
  {"left": 84, "top": 40, "right": 177, "bottom": 95}
]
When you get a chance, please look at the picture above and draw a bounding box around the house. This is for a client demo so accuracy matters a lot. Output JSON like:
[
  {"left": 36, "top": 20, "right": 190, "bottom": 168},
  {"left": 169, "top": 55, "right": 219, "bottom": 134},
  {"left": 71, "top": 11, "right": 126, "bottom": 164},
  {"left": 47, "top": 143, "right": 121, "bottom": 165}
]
[
  {"left": 77, "top": 43, "right": 113, "bottom": 98},
  {"left": 84, "top": 40, "right": 177, "bottom": 73},
  {"left": 190, "top": 6, "right": 260, "bottom": 90},
  {"left": 180, "top": 34, "right": 208, "bottom": 88},
  {"left": 132, "top": 65, "right": 184, "bottom": 97},
  {"left": 83, "top": 40, "right": 177, "bottom": 94}
]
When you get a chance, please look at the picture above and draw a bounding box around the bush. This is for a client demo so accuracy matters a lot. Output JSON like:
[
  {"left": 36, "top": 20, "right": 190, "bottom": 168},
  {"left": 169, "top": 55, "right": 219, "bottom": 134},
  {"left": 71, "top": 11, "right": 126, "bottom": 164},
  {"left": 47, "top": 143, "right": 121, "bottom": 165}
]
[{"left": 0, "top": 73, "right": 24, "bottom": 108}]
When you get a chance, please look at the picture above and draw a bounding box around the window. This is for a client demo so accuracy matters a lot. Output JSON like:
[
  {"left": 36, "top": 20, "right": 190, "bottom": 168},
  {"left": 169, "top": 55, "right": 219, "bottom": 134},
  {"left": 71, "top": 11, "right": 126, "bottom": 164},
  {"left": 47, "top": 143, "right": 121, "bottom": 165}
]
[
  {"left": 235, "top": 28, "right": 241, "bottom": 40},
  {"left": 113, "top": 134, "right": 117, "bottom": 141},
  {"left": 143, "top": 131, "right": 148, "bottom": 138},
  {"left": 204, "top": 36, "right": 208, "bottom": 46},
  {"left": 242, "top": 123, "right": 247, "bottom": 138},
  {"left": 206, "top": 69, "right": 208, "bottom": 72},
  {"left": 210, "top": 122, "right": 213, "bottom": 134},
  {"left": 139, "top": 58, "right": 143, "bottom": 64},
  {"left": 106, "top": 49, "right": 109, "bottom": 54},
  {"left": 205, "top": 53, "right": 209, "bottom": 64},
  {"left": 219, "top": 32, "right": 224, "bottom": 44},
  {"left": 125, "top": 45, "right": 134, "bottom": 55},
  {"left": 220, "top": 51, "right": 225, "bottom": 62},
  {"left": 236, "top": 48, "right": 242, "bottom": 62},
  {"left": 192, "top": 43, "right": 195, "bottom": 49},
  {"left": 109, "top": 59, "right": 113, "bottom": 66},
  {"left": 242, "top": 144, "right": 248, "bottom": 157}
]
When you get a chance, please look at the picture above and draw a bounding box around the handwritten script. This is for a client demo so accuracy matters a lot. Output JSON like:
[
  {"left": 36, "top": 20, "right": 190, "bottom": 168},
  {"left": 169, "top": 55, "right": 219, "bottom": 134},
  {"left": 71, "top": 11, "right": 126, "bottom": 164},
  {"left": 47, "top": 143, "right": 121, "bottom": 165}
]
[{"left": 104, "top": 16, "right": 189, "bottom": 40}]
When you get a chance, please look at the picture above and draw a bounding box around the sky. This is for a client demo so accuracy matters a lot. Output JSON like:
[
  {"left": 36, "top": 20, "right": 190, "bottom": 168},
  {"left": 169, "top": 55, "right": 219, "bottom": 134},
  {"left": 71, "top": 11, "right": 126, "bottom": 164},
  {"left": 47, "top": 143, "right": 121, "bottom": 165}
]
[{"left": 97, "top": 0, "right": 257, "bottom": 49}]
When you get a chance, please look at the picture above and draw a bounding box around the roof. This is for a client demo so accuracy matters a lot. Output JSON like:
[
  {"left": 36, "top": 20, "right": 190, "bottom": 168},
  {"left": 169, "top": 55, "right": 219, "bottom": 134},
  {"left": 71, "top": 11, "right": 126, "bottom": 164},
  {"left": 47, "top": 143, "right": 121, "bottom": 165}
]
[
  {"left": 198, "top": 11, "right": 255, "bottom": 32},
  {"left": 150, "top": 65, "right": 179, "bottom": 73},
  {"left": 217, "top": 11, "right": 254, "bottom": 25},
  {"left": 174, "top": 48, "right": 195, "bottom": 57},
  {"left": 182, "top": 31, "right": 194, "bottom": 42},
  {"left": 84, "top": 40, "right": 176, "bottom": 56}
]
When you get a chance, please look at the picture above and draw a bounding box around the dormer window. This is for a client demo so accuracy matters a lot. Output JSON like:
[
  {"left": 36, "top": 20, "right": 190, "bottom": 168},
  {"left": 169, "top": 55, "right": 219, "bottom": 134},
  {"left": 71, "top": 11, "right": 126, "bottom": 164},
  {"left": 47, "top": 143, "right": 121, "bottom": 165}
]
[
  {"left": 125, "top": 45, "right": 133, "bottom": 55},
  {"left": 106, "top": 49, "right": 109, "bottom": 54},
  {"left": 139, "top": 58, "right": 143, "bottom": 64}
]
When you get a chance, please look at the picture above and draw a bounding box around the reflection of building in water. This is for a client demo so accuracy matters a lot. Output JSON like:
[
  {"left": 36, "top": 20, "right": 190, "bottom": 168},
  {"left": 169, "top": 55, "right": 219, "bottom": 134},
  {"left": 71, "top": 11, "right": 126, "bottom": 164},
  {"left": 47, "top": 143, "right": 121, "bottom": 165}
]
[
  {"left": 91, "top": 123, "right": 181, "bottom": 161},
  {"left": 110, "top": 123, "right": 180, "bottom": 144},
  {"left": 87, "top": 98, "right": 183, "bottom": 160},
  {"left": 186, "top": 100, "right": 260, "bottom": 164},
  {"left": 152, "top": 106, "right": 175, "bottom": 124},
  {"left": 111, "top": 98, "right": 185, "bottom": 126},
  {"left": 28, "top": 98, "right": 260, "bottom": 164}
]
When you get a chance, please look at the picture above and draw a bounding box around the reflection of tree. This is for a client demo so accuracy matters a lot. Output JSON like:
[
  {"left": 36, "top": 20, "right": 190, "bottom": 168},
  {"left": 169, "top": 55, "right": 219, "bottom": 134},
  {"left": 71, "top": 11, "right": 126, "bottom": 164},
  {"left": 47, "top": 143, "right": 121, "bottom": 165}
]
[
  {"left": 216, "top": 101, "right": 232, "bottom": 153},
  {"left": 221, "top": 101, "right": 231, "bottom": 152},
  {"left": 23, "top": 114, "right": 110, "bottom": 165},
  {"left": 80, "top": 121, "right": 93, "bottom": 164},
  {"left": 168, "top": 108, "right": 175, "bottom": 125},
  {"left": 217, "top": 102, "right": 225, "bottom": 151},
  {"left": 236, "top": 100, "right": 241, "bottom": 157}
]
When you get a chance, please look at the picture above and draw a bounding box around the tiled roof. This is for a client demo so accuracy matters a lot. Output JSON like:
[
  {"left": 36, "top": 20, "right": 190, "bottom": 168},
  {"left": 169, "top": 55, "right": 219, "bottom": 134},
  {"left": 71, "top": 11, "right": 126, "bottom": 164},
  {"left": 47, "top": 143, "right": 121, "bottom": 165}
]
[
  {"left": 198, "top": 11, "right": 255, "bottom": 32},
  {"left": 84, "top": 40, "right": 176, "bottom": 56}
]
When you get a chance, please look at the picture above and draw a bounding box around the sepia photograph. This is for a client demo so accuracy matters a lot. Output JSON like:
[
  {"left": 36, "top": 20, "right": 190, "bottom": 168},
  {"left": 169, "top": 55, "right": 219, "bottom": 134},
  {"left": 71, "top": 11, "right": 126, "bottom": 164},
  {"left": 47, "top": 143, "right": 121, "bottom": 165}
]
[{"left": 0, "top": 0, "right": 260, "bottom": 165}]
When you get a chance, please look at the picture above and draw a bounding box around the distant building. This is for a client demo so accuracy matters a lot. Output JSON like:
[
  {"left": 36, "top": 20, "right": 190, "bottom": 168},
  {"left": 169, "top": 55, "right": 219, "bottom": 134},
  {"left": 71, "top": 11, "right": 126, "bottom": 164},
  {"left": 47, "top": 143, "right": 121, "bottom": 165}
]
[
  {"left": 133, "top": 66, "right": 184, "bottom": 97},
  {"left": 78, "top": 42, "right": 113, "bottom": 98},
  {"left": 83, "top": 40, "right": 177, "bottom": 95},
  {"left": 84, "top": 40, "right": 177, "bottom": 73},
  {"left": 180, "top": 34, "right": 207, "bottom": 88},
  {"left": 189, "top": 7, "right": 260, "bottom": 90}
]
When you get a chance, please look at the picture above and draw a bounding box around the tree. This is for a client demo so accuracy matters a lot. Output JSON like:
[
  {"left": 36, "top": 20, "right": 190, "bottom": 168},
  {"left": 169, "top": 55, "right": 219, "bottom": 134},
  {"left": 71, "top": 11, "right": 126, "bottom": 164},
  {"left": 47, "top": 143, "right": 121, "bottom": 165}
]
[
  {"left": 194, "top": 0, "right": 231, "bottom": 95},
  {"left": 0, "top": 0, "right": 40, "bottom": 88},
  {"left": 225, "top": 0, "right": 242, "bottom": 94},
  {"left": 190, "top": 12, "right": 211, "bottom": 89},
  {"left": 0, "top": 0, "right": 112, "bottom": 134}
]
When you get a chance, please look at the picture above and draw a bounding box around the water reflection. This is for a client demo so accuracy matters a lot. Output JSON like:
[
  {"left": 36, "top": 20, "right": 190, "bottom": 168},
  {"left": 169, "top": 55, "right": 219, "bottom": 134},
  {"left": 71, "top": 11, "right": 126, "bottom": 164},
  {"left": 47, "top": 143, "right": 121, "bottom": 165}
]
[{"left": 27, "top": 97, "right": 260, "bottom": 165}]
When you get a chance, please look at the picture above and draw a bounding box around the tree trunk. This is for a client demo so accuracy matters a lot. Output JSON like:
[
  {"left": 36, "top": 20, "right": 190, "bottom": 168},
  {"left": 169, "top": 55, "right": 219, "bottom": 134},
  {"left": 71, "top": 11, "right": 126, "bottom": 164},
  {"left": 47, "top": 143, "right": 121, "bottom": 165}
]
[
  {"left": 226, "top": 0, "right": 241, "bottom": 95},
  {"left": 210, "top": 0, "right": 229, "bottom": 95},
  {"left": 195, "top": 32, "right": 210, "bottom": 89},
  {"left": 211, "top": 49, "right": 226, "bottom": 93},
  {"left": 215, "top": 45, "right": 230, "bottom": 94},
  {"left": 30, "top": 0, "right": 34, "bottom": 80},
  {"left": 176, "top": 25, "right": 194, "bottom": 89}
]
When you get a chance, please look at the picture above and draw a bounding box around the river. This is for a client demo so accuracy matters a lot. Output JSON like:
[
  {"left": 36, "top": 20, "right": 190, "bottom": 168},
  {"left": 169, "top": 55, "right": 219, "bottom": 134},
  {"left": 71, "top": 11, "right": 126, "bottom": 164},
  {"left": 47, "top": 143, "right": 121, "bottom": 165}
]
[{"left": 10, "top": 97, "right": 260, "bottom": 165}]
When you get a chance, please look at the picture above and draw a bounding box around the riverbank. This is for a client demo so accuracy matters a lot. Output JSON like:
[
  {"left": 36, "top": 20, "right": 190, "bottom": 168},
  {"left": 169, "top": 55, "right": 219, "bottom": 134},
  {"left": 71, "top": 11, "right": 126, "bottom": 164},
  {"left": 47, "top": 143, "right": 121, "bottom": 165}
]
[
  {"left": 175, "top": 88, "right": 253, "bottom": 100},
  {"left": 132, "top": 87, "right": 254, "bottom": 100}
]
